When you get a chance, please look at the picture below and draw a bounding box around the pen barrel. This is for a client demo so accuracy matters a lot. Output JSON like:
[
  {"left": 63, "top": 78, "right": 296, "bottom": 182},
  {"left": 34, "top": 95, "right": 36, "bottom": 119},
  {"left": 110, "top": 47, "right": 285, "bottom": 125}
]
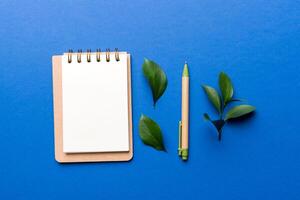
[{"left": 181, "top": 77, "right": 189, "bottom": 150}]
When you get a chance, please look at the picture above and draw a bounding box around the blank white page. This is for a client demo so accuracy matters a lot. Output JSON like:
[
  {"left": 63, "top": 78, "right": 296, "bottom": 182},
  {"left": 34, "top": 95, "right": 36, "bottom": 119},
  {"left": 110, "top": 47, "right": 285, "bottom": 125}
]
[{"left": 62, "top": 53, "right": 129, "bottom": 153}]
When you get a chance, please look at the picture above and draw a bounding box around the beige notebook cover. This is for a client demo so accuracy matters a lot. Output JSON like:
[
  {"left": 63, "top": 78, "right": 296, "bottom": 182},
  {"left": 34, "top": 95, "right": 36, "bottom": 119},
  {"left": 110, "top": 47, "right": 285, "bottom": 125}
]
[{"left": 52, "top": 51, "right": 133, "bottom": 163}]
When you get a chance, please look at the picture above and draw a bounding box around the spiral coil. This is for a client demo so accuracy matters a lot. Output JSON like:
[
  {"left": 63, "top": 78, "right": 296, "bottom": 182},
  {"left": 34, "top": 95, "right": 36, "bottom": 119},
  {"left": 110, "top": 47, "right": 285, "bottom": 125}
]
[{"left": 67, "top": 48, "right": 120, "bottom": 63}]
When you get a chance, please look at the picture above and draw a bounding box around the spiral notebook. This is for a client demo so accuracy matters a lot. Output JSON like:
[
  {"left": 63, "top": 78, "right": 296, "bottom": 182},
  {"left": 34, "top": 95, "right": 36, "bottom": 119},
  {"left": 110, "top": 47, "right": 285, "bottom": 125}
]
[{"left": 52, "top": 49, "right": 133, "bottom": 163}]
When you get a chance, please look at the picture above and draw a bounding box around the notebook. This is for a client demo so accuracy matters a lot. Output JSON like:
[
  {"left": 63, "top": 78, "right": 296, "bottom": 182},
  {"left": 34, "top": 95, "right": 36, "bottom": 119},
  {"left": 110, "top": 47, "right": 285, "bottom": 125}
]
[{"left": 52, "top": 49, "right": 133, "bottom": 163}]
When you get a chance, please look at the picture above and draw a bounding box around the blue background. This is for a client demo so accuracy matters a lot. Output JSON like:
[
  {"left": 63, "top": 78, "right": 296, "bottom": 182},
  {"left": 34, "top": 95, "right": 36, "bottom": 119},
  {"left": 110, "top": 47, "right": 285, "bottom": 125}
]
[{"left": 1, "top": 0, "right": 299, "bottom": 199}]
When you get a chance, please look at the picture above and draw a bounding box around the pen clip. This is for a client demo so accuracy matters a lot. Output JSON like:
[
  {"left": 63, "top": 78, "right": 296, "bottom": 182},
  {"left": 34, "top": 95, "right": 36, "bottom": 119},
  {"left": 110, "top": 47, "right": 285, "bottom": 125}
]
[{"left": 178, "top": 121, "right": 182, "bottom": 156}]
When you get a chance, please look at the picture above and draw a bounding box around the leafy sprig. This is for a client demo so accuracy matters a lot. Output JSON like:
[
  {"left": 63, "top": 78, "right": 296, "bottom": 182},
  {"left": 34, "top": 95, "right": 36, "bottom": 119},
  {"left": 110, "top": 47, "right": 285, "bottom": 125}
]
[{"left": 202, "top": 72, "right": 255, "bottom": 141}]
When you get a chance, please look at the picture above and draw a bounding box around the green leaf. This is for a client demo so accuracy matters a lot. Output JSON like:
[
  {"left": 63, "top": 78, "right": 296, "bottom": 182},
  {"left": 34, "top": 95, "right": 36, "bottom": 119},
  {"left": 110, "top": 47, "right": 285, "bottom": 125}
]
[
  {"left": 219, "top": 72, "right": 233, "bottom": 104},
  {"left": 139, "top": 114, "right": 166, "bottom": 151},
  {"left": 225, "top": 105, "right": 256, "bottom": 120},
  {"left": 142, "top": 58, "right": 168, "bottom": 106},
  {"left": 203, "top": 113, "right": 211, "bottom": 121},
  {"left": 212, "top": 119, "right": 226, "bottom": 141},
  {"left": 228, "top": 98, "right": 245, "bottom": 103},
  {"left": 202, "top": 85, "right": 222, "bottom": 113},
  {"left": 204, "top": 114, "right": 225, "bottom": 141}
]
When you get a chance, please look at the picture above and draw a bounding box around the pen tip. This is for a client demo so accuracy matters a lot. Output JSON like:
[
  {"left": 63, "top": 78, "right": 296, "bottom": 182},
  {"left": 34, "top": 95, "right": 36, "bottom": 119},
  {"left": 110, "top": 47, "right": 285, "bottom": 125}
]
[{"left": 183, "top": 63, "right": 189, "bottom": 77}]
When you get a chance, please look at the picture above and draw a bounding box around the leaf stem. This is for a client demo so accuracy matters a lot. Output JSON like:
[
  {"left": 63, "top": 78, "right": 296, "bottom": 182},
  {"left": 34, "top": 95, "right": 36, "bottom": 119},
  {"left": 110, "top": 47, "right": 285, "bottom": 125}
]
[
  {"left": 220, "top": 103, "right": 225, "bottom": 120},
  {"left": 220, "top": 101, "right": 229, "bottom": 120},
  {"left": 218, "top": 132, "right": 222, "bottom": 141}
]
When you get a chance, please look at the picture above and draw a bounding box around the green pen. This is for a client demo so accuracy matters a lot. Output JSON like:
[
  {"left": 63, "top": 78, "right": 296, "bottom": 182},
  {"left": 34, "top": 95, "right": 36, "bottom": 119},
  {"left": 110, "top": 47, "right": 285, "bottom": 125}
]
[{"left": 178, "top": 62, "right": 189, "bottom": 161}]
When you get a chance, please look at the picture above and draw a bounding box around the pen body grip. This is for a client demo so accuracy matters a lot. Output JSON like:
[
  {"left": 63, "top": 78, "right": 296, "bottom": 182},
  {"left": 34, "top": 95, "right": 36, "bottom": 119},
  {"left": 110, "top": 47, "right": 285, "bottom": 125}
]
[{"left": 181, "top": 77, "right": 189, "bottom": 149}]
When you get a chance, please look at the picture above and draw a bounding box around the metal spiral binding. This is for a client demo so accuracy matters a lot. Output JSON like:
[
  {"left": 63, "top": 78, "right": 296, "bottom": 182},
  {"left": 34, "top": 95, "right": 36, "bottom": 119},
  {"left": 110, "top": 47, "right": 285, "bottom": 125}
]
[
  {"left": 67, "top": 48, "right": 120, "bottom": 63},
  {"left": 115, "top": 48, "right": 120, "bottom": 61},
  {"left": 77, "top": 49, "right": 82, "bottom": 63},
  {"left": 96, "top": 48, "right": 101, "bottom": 62},
  {"left": 67, "top": 49, "right": 73, "bottom": 63},
  {"left": 87, "top": 49, "right": 91, "bottom": 62},
  {"left": 106, "top": 48, "right": 110, "bottom": 62}
]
